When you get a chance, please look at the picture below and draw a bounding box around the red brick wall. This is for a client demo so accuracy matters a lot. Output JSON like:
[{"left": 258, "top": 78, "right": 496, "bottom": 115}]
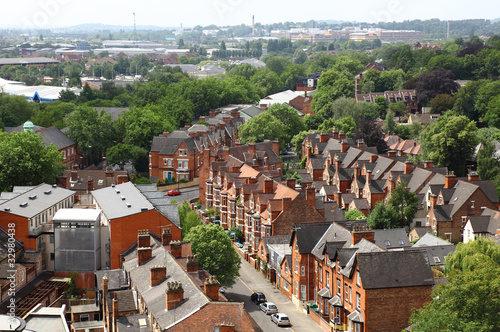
[
  {"left": 364, "top": 285, "right": 432, "bottom": 332},
  {"left": 0, "top": 213, "right": 37, "bottom": 250},
  {"left": 109, "top": 209, "right": 182, "bottom": 269},
  {"left": 272, "top": 196, "right": 326, "bottom": 236}
]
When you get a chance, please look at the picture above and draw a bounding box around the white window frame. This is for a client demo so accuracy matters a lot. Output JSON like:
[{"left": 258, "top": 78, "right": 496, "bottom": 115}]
[
  {"left": 300, "top": 284, "right": 306, "bottom": 300},
  {"left": 301, "top": 266, "right": 305, "bottom": 276}
]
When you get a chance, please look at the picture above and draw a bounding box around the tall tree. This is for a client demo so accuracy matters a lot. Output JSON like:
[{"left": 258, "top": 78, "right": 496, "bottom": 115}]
[
  {"left": 415, "top": 68, "right": 460, "bottom": 105},
  {"left": 0, "top": 131, "right": 64, "bottom": 192},
  {"left": 476, "top": 140, "right": 500, "bottom": 180},
  {"left": 187, "top": 224, "right": 241, "bottom": 287},
  {"left": 387, "top": 182, "right": 419, "bottom": 228},
  {"left": 266, "top": 104, "right": 306, "bottom": 145},
  {"left": 367, "top": 202, "right": 398, "bottom": 229},
  {"left": 311, "top": 71, "right": 355, "bottom": 113},
  {"left": 420, "top": 111, "right": 478, "bottom": 176},
  {"left": 238, "top": 112, "right": 287, "bottom": 149},
  {"left": 354, "top": 117, "right": 388, "bottom": 154}
]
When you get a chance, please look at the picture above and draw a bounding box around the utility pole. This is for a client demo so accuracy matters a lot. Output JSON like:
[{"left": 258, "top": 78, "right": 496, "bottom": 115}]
[{"left": 133, "top": 13, "right": 137, "bottom": 42}]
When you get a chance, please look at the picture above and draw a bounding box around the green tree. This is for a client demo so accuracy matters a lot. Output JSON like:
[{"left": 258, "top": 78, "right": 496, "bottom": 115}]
[
  {"left": 430, "top": 94, "right": 455, "bottom": 114},
  {"left": 106, "top": 143, "right": 147, "bottom": 171},
  {"left": 291, "top": 130, "right": 309, "bottom": 157},
  {"left": 366, "top": 202, "right": 399, "bottom": 229},
  {"left": 280, "top": 64, "right": 306, "bottom": 90},
  {"left": 32, "top": 102, "right": 76, "bottom": 129},
  {"left": 265, "top": 56, "right": 292, "bottom": 76},
  {"left": 0, "top": 95, "right": 38, "bottom": 127},
  {"left": 420, "top": 111, "right": 478, "bottom": 176},
  {"left": 477, "top": 140, "right": 500, "bottom": 180},
  {"left": 187, "top": 224, "right": 241, "bottom": 287},
  {"left": 178, "top": 201, "right": 203, "bottom": 239},
  {"left": 453, "top": 80, "right": 489, "bottom": 122},
  {"left": 227, "top": 64, "right": 257, "bottom": 80},
  {"left": 475, "top": 80, "right": 500, "bottom": 123},
  {"left": 345, "top": 210, "right": 366, "bottom": 221},
  {"left": 266, "top": 103, "right": 306, "bottom": 145},
  {"left": 66, "top": 107, "right": 117, "bottom": 165},
  {"left": 292, "top": 49, "right": 308, "bottom": 64},
  {"left": 382, "top": 110, "right": 396, "bottom": 134},
  {"left": 0, "top": 131, "right": 64, "bottom": 192},
  {"left": 250, "top": 70, "right": 282, "bottom": 96},
  {"left": 238, "top": 112, "right": 287, "bottom": 149},
  {"left": 387, "top": 182, "right": 419, "bottom": 228},
  {"left": 311, "top": 70, "right": 354, "bottom": 113}
]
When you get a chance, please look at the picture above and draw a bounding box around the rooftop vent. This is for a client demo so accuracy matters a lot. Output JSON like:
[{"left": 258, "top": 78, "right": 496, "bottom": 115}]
[
  {"left": 44, "top": 190, "right": 52, "bottom": 195},
  {"left": 120, "top": 196, "right": 126, "bottom": 201},
  {"left": 4, "top": 208, "right": 10, "bottom": 212},
  {"left": 52, "top": 184, "right": 57, "bottom": 188},
  {"left": 115, "top": 189, "right": 120, "bottom": 194},
  {"left": 29, "top": 195, "right": 37, "bottom": 200},
  {"left": 19, "top": 202, "right": 28, "bottom": 208},
  {"left": 126, "top": 203, "right": 131, "bottom": 208},
  {"left": 141, "top": 207, "right": 148, "bottom": 211},
  {"left": 111, "top": 184, "right": 115, "bottom": 188}
]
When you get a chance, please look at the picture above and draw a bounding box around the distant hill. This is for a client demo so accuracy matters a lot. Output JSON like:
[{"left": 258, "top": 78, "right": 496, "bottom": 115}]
[{"left": 492, "top": 18, "right": 500, "bottom": 23}]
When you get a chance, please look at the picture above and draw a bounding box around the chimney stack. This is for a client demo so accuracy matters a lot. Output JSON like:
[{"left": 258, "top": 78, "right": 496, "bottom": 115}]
[
  {"left": 351, "top": 225, "right": 374, "bottom": 245},
  {"left": 332, "top": 127, "right": 339, "bottom": 139},
  {"left": 162, "top": 132, "right": 170, "bottom": 137},
  {"left": 335, "top": 157, "right": 341, "bottom": 173},
  {"left": 366, "top": 170, "right": 372, "bottom": 184},
  {"left": 423, "top": 160, "right": 434, "bottom": 168},
  {"left": 444, "top": 171, "right": 456, "bottom": 189},
  {"left": 357, "top": 139, "right": 365, "bottom": 148},
  {"left": 209, "top": 109, "right": 215, "bottom": 118},
  {"left": 264, "top": 178, "right": 274, "bottom": 194},
  {"left": 204, "top": 275, "right": 220, "bottom": 301},
  {"left": 285, "top": 178, "right": 296, "bottom": 190},
  {"left": 369, "top": 154, "right": 378, "bottom": 163},
  {"left": 170, "top": 240, "right": 182, "bottom": 258},
  {"left": 248, "top": 142, "right": 256, "bottom": 154},
  {"left": 334, "top": 190, "right": 342, "bottom": 208},
  {"left": 138, "top": 229, "right": 150, "bottom": 248},
  {"left": 387, "top": 150, "right": 396, "bottom": 157},
  {"left": 305, "top": 186, "right": 315, "bottom": 209},
  {"left": 219, "top": 324, "right": 235, "bottom": 332},
  {"left": 102, "top": 276, "right": 108, "bottom": 318},
  {"left": 165, "top": 282, "right": 184, "bottom": 310},
  {"left": 307, "top": 146, "right": 312, "bottom": 158},
  {"left": 222, "top": 145, "right": 230, "bottom": 160},
  {"left": 150, "top": 266, "right": 167, "bottom": 287},
  {"left": 137, "top": 247, "right": 152, "bottom": 266},
  {"left": 338, "top": 131, "right": 346, "bottom": 139},
  {"left": 340, "top": 139, "right": 349, "bottom": 153},
  {"left": 404, "top": 159, "right": 414, "bottom": 175},
  {"left": 430, "top": 194, "right": 437, "bottom": 209},
  {"left": 186, "top": 255, "right": 199, "bottom": 275},
  {"left": 319, "top": 132, "right": 329, "bottom": 143},
  {"left": 468, "top": 171, "right": 479, "bottom": 181},
  {"left": 272, "top": 139, "right": 280, "bottom": 156},
  {"left": 162, "top": 228, "right": 172, "bottom": 246},
  {"left": 70, "top": 170, "right": 78, "bottom": 182},
  {"left": 282, "top": 197, "right": 292, "bottom": 210}
]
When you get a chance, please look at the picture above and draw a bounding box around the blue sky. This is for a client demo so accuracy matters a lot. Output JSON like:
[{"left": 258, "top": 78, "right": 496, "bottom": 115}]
[{"left": 1, "top": 0, "right": 498, "bottom": 29}]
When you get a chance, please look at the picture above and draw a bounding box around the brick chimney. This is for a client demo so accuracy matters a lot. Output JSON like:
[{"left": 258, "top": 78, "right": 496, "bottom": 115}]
[
  {"left": 166, "top": 282, "right": 184, "bottom": 310},
  {"left": 102, "top": 276, "right": 108, "bottom": 317},
  {"left": 150, "top": 266, "right": 167, "bottom": 287},
  {"left": 282, "top": 197, "right": 292, "bottom": 210},
  {"left": 209, "top": 109, "right": 215, "bottom": 118},
  {"left": 305, "top": 186, "right": 315, "bottom": 209},
  {"left": 366, "top": 170, "right": 372, "bottom": 184},
  {"left": 320, "top": 132, "right": 329, "bottom": 143},
  {"left": 204, "top": 275, "right": 220, "bottom": 301},
  {"left": 235, "top": 139, "right": 242, "bottom": 146},
  {"left": 468, "top": 171, "right": 479, "bottom": 181},
  {"left": 430, "top": 194, "right": 437, "bottom": 209},
  {"left": 186, "top": 255, "right": 199, "bottom": 274},
  {"left": 332, "top": 127, "right": 339, "bottom": 139},
  {"left": 199, "top": 116, "right": 206, "bottom": 122},
  {"left": 334, "top": 190, "right": 342, "bottom": 208},
  {"left": 170, "top": 240, "right": 182, "bottom": 258},
  {"left": 162, "top": 228, "right": 172, "bottom": 246},
  {"left": 404, "top": 160, "right": 414, "bottom": 175},
  {"left": 338, "top": 131, "right": 346, "bottom": 139},
  {"left": 369, "top": 154, "right": 378, "bottom": 163},
  {"left": 272, "top": 139, "right": 280, "bottom": 156},
  {"left": 138, "top": 229, "right": 150, "bottom": 248},
  {"left": 231, "top": 109, "right": 240, "bottom": 119},
  {"left": 423, "top": 160, "right": 434, "bottom": 168},
  {"left": 340, "top": 139, "right": 349, "bottom": 153},
  {"left": 264, "top": 178, "right": 274, "bottom": 194},
  {"left": 184, "top": 124, "right": 191, "bottom": 130},
  {"left": 137, "top": 247, "right": 152, "bottom": 266},
  {"left": 222, "top": 146, "right": 230, "bottom": 159},
  {"left": 444, "top": 171, "right": 456, "bottom": 189},
  {"left": 351, "top": 225, "right": 374, "bottom": 245},
  {"left": 162, "top": 132, "right": 170, "bottom": 137},
  {"left": 248, "top": 142, "right": 256, "bottom": 154},
  {"left": 357, "top": 139, "right": 365, "bottom": 148},
  {"left": 70, "top": 170, "right": 78, "bottom": 182},
  {"left": 286, "top": 178, "right": 296, "bottom": 190},
  {"left": 307, "top": 146, "right": 312, "bottom": 158},
  {"left": 388, "top": 176, "right": 395, "bottom": 193},
  {"left": 112, "top": 293, "right": 119, "bottom": 332},
  {"left": 387, "top": 150, "right": 396, "bottom": 157}
]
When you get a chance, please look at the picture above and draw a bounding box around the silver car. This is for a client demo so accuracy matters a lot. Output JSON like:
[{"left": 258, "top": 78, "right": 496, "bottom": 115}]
[
  {"left": 271, "top": 313, "right": 291, "bottom": 326},
  {"left": 260, "top": 302, "right": 278, "bottom": 315}
]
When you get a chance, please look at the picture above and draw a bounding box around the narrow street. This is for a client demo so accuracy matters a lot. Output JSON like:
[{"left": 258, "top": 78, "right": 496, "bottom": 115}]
[{"left": 226, "top": 257, "right": 323, "bottom": 332}]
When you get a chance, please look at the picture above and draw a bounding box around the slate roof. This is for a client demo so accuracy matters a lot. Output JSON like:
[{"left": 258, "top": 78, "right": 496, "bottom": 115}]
[
  {"left": 151, "top": 130, "right": 198, "bottom": 155},
  {"left": 107, "top": 289, "right": 138, "bottom": 313},
  {"left": 374, "top": 228, "right": 412, "bottom": 249},
  {"left": 433, "top": 205, "right": 453, "bottom": 222},
  {"left": 411, "top": 227, "right": 433, "bottom": 239},
  {"left": 468, "top": 216, "right": 491, "bottom": 233},
  {"left": 0, "top": 183, "right": 74, "bottom": 218},
  {"left": 292, "top": 222, "right": 332, "bottom": 254},
  {"left": 406, "top": 245, "right": 455, "bottom": 267},
  {"left": 356, "top": 250, "right": 434, "bottom": 289},
  {"left": 0, "top": 227, "right": 23, "bottom": 261},
  {"left": 91, "top": 182, "right": 154, "bottom": 220},
  {"left": 95, "top": 269, "right": 130, "bottom": 291},
  {"left": 122, "top": 237, "right": 210, "bottom": 330},
  {"left": 323, "top": 202, "right": 346, "bottom": 223},
  {"left": 471, "top": 180, "right": 500, "bottom": 204},
  {"left": 116, "top": 314, "right": 151, "bottom": 332},
  {"left": 32, "top": 126, "right": 74, "bottom": 149}
]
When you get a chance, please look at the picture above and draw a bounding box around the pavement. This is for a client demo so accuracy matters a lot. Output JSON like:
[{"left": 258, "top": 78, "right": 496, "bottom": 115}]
[
  {"left": 226, "top": 257, "right": 323, "bottom": 332},
  {"left": 166, "top": 185, "right": 199, "bottom": 204}
]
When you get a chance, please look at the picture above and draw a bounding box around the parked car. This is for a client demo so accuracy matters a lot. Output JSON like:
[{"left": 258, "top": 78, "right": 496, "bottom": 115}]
[
  {"left": 250, "top": 292, "right": 267, "bottom": 304},
  {"left": 260, "top": 302, "right": 278, "bottom": 315},
  {"left": 167, "top": 189, "right": 181, "bottom": 196},
  {"left": 271, "top": 313, "right": 291, "bottom": 326}
]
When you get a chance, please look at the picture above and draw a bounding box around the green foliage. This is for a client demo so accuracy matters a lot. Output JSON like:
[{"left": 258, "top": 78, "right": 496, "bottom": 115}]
[
  {"left": 187, "top": 224, "right": 241, "bottom": 287},
  {"left": 265, "top": 56, "right": 292, "bottom": 76},
  {"left": 0, "top": 95, "right": 38, "bottom": 127},
  {"left": 316, "top": 116, "right": 356, "bottom": 137},
  {"left": 382, "top": 110, "right": 396, "bottom": 134},
  {"left": 227, "top": 227, "right": 244, "bottom": 242},
  {"left": 281, "top": 64, "right": 306, "bottom": 90},
  {"left": 178, "top": 201, "right": 203, "bottom": 239},
  {"left": 250, "top": 70, "right": 283, "bottom": 96},
  {"left": 430, "top": 94, "right": 455, "bottom": 114},
  {"left": 32, "top": 102, "right": 76, "bottom": 129},
  {"left": 106, "top": 143, "right": 148, "bottom": 172},
  {"left": 410, "top": 238, "right": 500, "bottom": 331},
  {"left": 453, "top": 79, "right": 488, "bottom": 122},
  {"left": 388, "top": 182, "right": 419, "bottom": 228},
  {"left": 238, "top": 112, "right": 287, "bottom": 149},
  {"left": 130, "top": 174, "right": 152, "bottom": 185},
  {"left": 345, "top": 210, "right": 366, "bottom": 221},
  {"left": 291, "top": 130, "right": 309, "bottom": 157},
  {"left": 311, "top": 70, "right": 354, "bottom": 113},
  {"left": 0, "top": 131, "right": 64, "bottom": 192},
  {"left": 367, "top": 202, "right": 399, "bottom": 229},
  {"left": 66, "top": 106, "right": 117, "bottom": 165},
  {"left": 266, "top": 103, "right": 306, "bottom": 145},
  {"left": 420, "top": 111, "right": 478, "bottom": 176},
  {"left": 477, "top": 140, "right": 500, "bottom": 180},
  {"left": 64, "top": 272, "right": 83, "bottom": 300}
]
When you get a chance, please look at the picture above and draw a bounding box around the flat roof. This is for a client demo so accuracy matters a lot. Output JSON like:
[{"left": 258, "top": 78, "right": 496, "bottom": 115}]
[
  {"left": 53, "top": 209, "right": 101, "bottom": 222},
  {"left": 0, "top": 57, "right": 60, "bottom": 65}
]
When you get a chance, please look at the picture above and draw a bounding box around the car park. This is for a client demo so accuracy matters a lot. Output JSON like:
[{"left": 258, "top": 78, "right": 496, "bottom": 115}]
[
  {"left": 271, "top": 313, "right": 291, "bottom": 326},
  {"left": 250, "top": 292, "right": 267, "bottom": 304},
  {"left": 259, "top": 302, "right": 278, "bottom": 315}
]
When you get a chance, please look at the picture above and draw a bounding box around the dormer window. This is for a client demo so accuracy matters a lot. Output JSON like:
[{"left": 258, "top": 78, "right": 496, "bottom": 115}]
[{"left": 385, "top": 241, "right": 391, "bottom": 246}]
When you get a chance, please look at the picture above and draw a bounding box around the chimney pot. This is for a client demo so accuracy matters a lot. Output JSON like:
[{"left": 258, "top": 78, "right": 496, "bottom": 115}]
[{"left": 204, "top": 275, "right": 220, "bottom": 301}]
